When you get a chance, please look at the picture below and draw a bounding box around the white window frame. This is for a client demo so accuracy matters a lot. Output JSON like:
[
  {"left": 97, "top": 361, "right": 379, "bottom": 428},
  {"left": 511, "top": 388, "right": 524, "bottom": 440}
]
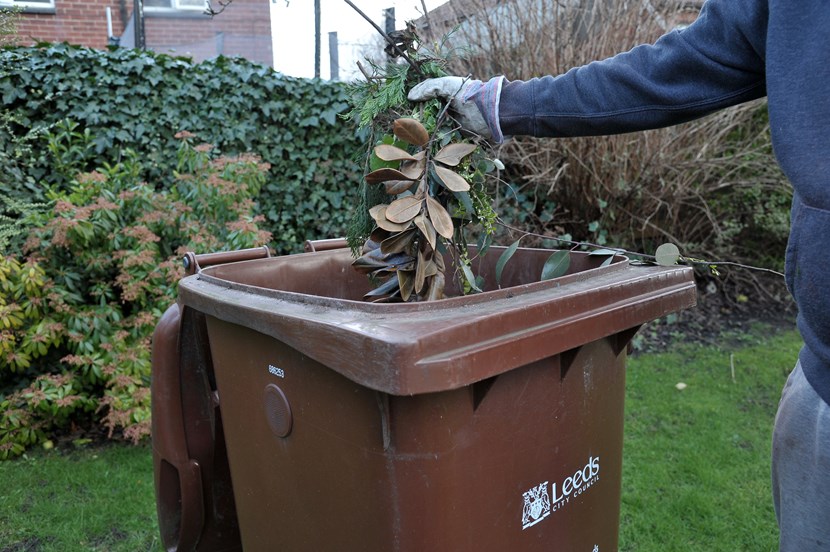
[
  {"left": 143, "top": 0, "right": 208, "bottom": 12},
  {"left": 5, "top": 0, "right": 56, "bottom": 10}
]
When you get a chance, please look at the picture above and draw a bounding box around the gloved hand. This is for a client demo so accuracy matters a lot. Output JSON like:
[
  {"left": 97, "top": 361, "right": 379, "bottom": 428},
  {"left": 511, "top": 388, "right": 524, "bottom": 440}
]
[{"left": 408, "top": 76, "right": 505, "bottom": 143}]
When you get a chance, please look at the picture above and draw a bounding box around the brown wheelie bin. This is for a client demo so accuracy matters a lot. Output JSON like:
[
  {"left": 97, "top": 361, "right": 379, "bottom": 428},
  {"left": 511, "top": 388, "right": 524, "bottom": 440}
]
[{"left": 152, "top": 242, "right": 696, "bottom": 551}]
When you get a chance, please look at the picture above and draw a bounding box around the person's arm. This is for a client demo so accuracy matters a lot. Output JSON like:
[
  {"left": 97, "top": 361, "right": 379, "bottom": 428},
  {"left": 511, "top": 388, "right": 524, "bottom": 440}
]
[{"left": 497, "top": 0, "right": 768, "bottom": 138}]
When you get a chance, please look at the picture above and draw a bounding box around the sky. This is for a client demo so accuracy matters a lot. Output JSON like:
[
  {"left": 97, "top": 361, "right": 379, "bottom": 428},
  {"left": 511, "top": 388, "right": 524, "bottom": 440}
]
[{"left": 270, "top": 0, "right": 434, "bottom": 80}]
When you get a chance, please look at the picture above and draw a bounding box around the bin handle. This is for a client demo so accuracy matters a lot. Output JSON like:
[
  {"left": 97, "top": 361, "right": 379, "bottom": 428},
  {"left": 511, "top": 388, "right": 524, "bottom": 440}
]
[
  {"left": 303, "top": 238, "right": 348, "bottom": 252},
  {"left": 183, "top": 246, "right": 271, "bottom": 275}
]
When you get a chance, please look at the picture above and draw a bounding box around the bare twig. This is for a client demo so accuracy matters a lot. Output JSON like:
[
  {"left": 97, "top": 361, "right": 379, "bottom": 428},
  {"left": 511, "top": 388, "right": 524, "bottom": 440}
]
[{"left": 341, "top": 0, "right": 422, "bottom": 76}]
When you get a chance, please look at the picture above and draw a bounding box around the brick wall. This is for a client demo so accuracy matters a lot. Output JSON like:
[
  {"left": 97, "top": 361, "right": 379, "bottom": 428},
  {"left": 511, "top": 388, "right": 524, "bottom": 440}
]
[
  {"left": 14, "top": 0, "right": 272, "bottom": 66},
  {"left": 15, "top": 0, "right": 125, "bottom": 48}
]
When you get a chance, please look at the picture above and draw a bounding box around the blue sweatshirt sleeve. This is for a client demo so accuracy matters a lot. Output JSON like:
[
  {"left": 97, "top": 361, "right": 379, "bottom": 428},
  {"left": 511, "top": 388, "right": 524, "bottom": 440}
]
[{"left": 498, "top": 0, "right": 769, "bottom": 138}]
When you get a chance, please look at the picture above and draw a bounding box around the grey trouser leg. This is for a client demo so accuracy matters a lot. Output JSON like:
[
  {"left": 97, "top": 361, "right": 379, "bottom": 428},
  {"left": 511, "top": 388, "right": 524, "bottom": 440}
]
[{"left": 771, "top": 361, "right": 830, "bottom": 552}]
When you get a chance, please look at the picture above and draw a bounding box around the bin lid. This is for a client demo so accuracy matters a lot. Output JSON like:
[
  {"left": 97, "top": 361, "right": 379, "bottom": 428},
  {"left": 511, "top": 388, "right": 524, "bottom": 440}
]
[{"left": 178, "top": 247, "right": 696, "bottom": 395}]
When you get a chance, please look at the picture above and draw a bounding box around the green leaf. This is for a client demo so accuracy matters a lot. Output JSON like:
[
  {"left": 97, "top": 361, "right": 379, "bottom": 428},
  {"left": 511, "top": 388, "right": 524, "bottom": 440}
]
[
  {"left": 461, "top": 263, "right": 482, "bottom": 293},
  {"left": 477, "top": 231, "right": 493, "bottom": 257},
  {"left": 655, "top": 243, "right": 681, "bottom": 266},
  {"left": 495, "top": 240, "right": 520, "bottom": 286},
  {"left": 541, "top": 250, "right": 571, "bottom": 280}
]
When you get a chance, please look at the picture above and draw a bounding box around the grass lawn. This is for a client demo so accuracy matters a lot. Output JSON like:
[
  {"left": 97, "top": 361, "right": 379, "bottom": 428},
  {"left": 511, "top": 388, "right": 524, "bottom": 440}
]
[{"left": 0, "top": 323, "right": 801, "bottom": 551}]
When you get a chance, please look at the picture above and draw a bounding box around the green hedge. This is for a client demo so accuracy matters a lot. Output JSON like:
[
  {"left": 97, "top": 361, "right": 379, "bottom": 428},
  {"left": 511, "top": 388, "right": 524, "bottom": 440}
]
[{"left": 1, "top": 43, "right": 365, "bottom": 252}]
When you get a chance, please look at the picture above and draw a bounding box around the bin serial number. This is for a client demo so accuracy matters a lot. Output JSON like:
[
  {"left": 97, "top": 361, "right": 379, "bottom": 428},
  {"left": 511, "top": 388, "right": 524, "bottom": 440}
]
[{"left": 268, "top": 364, "right": 285, "bottom": 378}]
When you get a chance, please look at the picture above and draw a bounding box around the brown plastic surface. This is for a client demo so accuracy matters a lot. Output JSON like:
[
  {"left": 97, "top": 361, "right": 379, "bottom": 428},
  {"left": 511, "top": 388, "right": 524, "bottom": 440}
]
[
  {"left": 151, "top": 304, "right": 242, "bottom": 551},
  {"left": 159, "top": 245, "right": 696, "bottom": 551},
  {"left": 179, "top": 247, "right": 695, "bottom": 395}
]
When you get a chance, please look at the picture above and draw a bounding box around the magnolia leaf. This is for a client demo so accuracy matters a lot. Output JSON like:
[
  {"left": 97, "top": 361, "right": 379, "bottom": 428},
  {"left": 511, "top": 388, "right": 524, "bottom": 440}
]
[
  {"left": 380, "top": 228, "right": 416, "bottom": 255},
  {"left": 385, "top": 251, "right": 415, "bottom": 268},
  {"left": 541, "top": 250, "right": 571, "bottom": 281},
  {"left": 366, "top": 167, "right": 414, "bottom": 185},
  {"left": 424, "top": 257, "right": 440, "bottom": 277},
  {"left": 377, "top": 218, "right": 412, "bottom": 233},
  {"left": 384, "top": 180, "right": 415, "bottom": 195},
  {"left": 425, "top": 271, "right": 446, "bottom": 301},
  {"left": 363, "top": 276, "right": 400, "bottom": 299},
  {"left": 374, "top": 144, "right": 416, "bottom": 162},
  {"left": 426, "top": 196, "right": 454, "bottom": 239},
  {"left": 369, "top": 204, "right": 411, "bottom": 232},
  {"left": 434, "top": 250, "right": 446, "bottom": 272},
  {"left": 433, "top": 165, "right": 471, "bottom": 192},
  {"left": 398, "top": 269, "right": 415, "bottom": 301},
  {"left": 414, "top": 214, "right": 437, "bottom": 251},
  {"left": 393, "top": 118, "right": 429, "bottom": 147},
  {"left": 399, "top": 157, "right": 426, "bottom": 180},
  {"left": 368, "top": 203, "right": 388, "bottom": 220},
  {"left": 415, "top": 248, "right": 428, "bottom": 294},
  {"left": 655, "top": 243, "right": 681, "bottom": 266},
  {"left": 434, "top": 142, "right": 477, "bottom": 166},
  {"left": 461, "top": 263, "right": 482, "bottom": 293},
  {"left": 496, "top": 240, "right": 521, "bottom": 286},
  {"left": 361, "top": 230, "right": 387, "bottom": 254},
  {"left": 386, "top": 195, "right": 423, "bottom": 224},
  {"left": 351, "top": 247, "right": 388, "bottom": 274}
]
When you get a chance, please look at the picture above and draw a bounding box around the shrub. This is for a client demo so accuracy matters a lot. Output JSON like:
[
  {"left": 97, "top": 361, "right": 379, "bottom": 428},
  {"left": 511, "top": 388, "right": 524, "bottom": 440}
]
[
  {"left": 0, "top": 136, "right": 272, "bottom": 458},
  {"left": 0, "top": 44, "right": 364, "bottom": 252}
]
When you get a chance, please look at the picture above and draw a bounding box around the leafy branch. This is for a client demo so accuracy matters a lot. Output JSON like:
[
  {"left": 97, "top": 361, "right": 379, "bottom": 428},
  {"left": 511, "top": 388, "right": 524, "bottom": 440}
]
[{"left": 495, "top": 220, "right": 785, "bottom": 278}]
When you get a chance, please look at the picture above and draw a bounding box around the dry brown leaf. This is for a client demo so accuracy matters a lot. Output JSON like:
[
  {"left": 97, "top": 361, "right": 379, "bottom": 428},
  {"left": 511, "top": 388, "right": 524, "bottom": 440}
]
[
  {"left": 425, "top": 271, "right": 445, "bottom": 301},
  {"left": 384, "top": 180, "right": 415, "bottom": 195},
  {"left": 386, "top": 195, "right": 424, "bottom": 223},
  {"left": 399, "top": 157, "right": 426, "bottom": 180},
  {"left": 370, "top": 204, "right": 411, "bottom": 232},
  {"left": 374, "top": 144, "right": 417, "bottom": 162},
  {"left": 414, "top": 213, "right": 437, "bottom": 251},
  {"left": 415, "top": 248, "right": 427, "bottom": 294},
  {"left": 426, "top": 196, "right": 454, "bottom": 238},
  {"left": 380, "top": 228, "right": 416, "bottom": 255},
  {"left": 365, "top": 167, "right": 414, "bottom": 184},
  {"left": 434, "top": 142, "right": 477, "bottom": 166},
  {"left": 398, "top": 270, "right": 415, "bottom": 301},
  {"left": 434, "top": 165, "right": 471, "bottom": 192},
  {"left": 393, "top": 118, "right": 430, "bottom": 147}
]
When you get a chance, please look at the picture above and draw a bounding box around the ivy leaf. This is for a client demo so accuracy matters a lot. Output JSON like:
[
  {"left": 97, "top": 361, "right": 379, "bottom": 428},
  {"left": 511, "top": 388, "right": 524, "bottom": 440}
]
[
  {"left": 541, "top": 250, "right": 570, "bottom": 280},
  {"left": 655, "top": 243, "right": 681, "bottom": 266},
  {"left": 496, "top": 240, "right": 520, "bottom": 286},
  {"left": 434, "top": 142, "right": 477, "bottom": 166},
  {"left": 393, "top": 118, "right": 429, "bottom": 147}
]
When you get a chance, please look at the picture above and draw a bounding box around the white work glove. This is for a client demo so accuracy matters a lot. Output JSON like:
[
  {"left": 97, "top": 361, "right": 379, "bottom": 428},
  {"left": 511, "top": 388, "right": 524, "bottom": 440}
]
[{"left": 408, "top": 76, "right": 504, "bottom": 142}]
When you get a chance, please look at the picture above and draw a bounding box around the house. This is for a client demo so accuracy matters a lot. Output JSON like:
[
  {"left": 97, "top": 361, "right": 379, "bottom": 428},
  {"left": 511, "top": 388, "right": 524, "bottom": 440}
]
[{"left": 2, "top": 0, "right": 272, "bottom": 66}]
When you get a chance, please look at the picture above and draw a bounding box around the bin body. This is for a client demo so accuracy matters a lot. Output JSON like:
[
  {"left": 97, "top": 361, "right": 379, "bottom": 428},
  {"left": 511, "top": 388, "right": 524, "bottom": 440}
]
[{"left": 162, "top": 246, "right": 696, "bottom": 551}]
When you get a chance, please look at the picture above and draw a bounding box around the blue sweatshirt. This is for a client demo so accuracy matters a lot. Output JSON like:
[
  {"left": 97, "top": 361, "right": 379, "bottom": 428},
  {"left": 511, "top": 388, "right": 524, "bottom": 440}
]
[{"left": 474, "top": 0, "right": 830, "bottom": 405}]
